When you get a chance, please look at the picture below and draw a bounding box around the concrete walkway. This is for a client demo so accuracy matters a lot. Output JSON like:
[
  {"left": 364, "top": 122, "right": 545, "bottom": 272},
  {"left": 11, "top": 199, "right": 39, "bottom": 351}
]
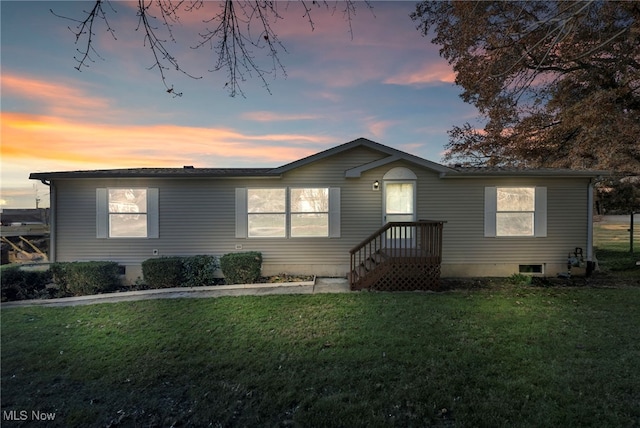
[{"left": 1, "top": 277, "right": 351, "bottom": 308}]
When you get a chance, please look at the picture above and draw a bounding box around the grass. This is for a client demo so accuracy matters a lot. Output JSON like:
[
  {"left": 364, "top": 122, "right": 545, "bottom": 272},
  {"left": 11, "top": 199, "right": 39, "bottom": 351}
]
[
  {"left": 594, "top": 221, "right": 640, "bottom": 275},
  {"left": 1, "top": 221, "right": 638, "bottom": 427},
  {"left": 2, "top": 288, "right": 640, "bottom": 427}
]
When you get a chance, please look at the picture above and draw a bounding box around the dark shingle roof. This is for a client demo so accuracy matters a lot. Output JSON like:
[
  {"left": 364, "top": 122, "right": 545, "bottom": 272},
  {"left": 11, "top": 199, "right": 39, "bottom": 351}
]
[
  {"left": 29, "top": 138, "right": 610, "bottom": 181},
  {"left": 30, "top": 167, "right": 278, "bottom": 180},
  {"left": 443, "top": 166, "right": 609, "bottom": 178}
]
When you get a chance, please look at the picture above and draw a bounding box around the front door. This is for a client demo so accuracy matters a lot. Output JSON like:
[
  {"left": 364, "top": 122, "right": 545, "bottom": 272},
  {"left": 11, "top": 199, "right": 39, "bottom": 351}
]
[
  {"left": 383, "top": 181, "right": 416, "bottom": 247},
  {"left": 384, "top": 181, "right": 416, "bottom": 224}
]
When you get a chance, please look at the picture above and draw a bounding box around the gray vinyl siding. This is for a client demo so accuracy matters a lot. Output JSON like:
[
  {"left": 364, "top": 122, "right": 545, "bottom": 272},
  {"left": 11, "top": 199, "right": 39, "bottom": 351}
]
[
  {"left": 52, "top": 145, "right": 592, "bottom": 276},
  {"left": 427, "top": 177, "right": 590, "bottom": 266},
  {"left": 53, "top": 146, "right": 388, "bottom": 270},
  {"left": 361, "top": 161, "right": 590, "bottom": 267}
]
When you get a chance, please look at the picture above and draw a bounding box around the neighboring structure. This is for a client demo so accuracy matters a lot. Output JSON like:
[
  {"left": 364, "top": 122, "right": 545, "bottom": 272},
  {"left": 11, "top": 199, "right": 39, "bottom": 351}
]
[
  {"left": 0, "top": 209, "right": 50, "bottom": 264},
  {"left": 30, "top": 138, "right": 606, "bottom": 285},
  {"left": 0, "top": 208, "right": 49, "bottom": 227}
]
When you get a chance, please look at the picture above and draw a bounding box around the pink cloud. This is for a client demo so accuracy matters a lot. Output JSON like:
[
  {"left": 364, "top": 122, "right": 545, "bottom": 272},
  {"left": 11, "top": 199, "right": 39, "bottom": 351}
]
[
  {"left": 270, "top": 4, "right": 443, "bottom": 88},
  {"left": 400, "top": 143, "right": 426, "bottom": 152},
  {"left": 365, "top": 118, "right": 398, "bottom": 139},
  {"left": 242, "top": 111, "right": 320, "bottom": 122},
  {"left": 62, "top": 2, "right": 443, "bottom": 91},
  {"left": 305, "top": 90, "right": 343, "bottom": 103}
]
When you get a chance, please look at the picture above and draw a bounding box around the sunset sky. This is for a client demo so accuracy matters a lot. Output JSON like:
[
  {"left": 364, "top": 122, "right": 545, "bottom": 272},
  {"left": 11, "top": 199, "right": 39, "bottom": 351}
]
[{"left": 1, "top": 1, "right": 478, "bottom": 209}]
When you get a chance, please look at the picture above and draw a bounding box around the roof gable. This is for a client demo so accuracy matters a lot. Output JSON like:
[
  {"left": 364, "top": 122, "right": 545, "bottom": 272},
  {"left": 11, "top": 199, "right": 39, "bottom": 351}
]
[
  {"left": 29, "top": 137, "right": 608, "bottom": 181},
  {"left": 271, "top": 137, "right": 454, "bottom": 176}
]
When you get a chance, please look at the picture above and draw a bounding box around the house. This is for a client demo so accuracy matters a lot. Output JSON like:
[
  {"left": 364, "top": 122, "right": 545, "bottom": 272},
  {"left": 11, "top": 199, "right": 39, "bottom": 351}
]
[
  {"left": 30, "top": 138, "right": 606, "bottom": 289},
  {"left": 0, "top": 208, "right": 49, "bottom": 227}
]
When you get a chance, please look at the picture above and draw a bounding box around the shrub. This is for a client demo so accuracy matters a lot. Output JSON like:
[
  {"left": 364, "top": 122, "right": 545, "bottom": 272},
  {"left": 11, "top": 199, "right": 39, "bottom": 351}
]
[
  {"left": 1, "top": 265, "right": 52, "bottom": 301},
  {"left": 183, "top": 255, "right": 220, "bottom": 287},
  {"left": 220, "top": 252, "right": 262, "bottom": 284},
  {"left": 508, "top": 273, "right": 532, "bottom": 286},
  {"left": 142, "top": 257, "right": 184, "bottom": 288},
  {"left": 50, "top": 263, "right": 68, "bottom": 291},
  {"left": 62, "top": 262, "right": 121, "bottom": 296}
]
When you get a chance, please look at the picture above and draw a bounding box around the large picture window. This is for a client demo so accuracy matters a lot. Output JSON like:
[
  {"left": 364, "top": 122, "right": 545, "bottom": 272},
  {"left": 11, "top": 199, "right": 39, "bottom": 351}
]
[
  {"left": 247, "top": 188, "right": 286, "bottom": 237},
  {"left": 290, "top": 188, "right": 329, "bottom": 237},
  {"left": 485, "top": 186, "right": 547, "bottom": 238},
  {"left": 236, "top": 187, "right": 340, "bottom": 239}
]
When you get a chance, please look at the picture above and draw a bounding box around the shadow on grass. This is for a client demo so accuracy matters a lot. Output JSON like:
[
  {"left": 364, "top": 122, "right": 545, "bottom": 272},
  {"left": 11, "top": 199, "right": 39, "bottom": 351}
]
[{"left": 595, "top": 247, "right": 640, "bottom": 279}]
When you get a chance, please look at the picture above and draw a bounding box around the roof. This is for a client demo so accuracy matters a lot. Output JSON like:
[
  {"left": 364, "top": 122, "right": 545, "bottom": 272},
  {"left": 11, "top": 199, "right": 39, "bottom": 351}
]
[
  {"left": 30, "top": 167, "right": 277, "bottom": 180},
  {"left": 0, "top": 208, "right": 48, "bottom": 225},
  {"left": 29, "top": 138, "right": 609, "bottom": 181},
  {"left": 443, "top": 166, "right": 609, "bottom": 178},
  {"left": 271, "top": 137, "right": 456, "bottom": 175}
]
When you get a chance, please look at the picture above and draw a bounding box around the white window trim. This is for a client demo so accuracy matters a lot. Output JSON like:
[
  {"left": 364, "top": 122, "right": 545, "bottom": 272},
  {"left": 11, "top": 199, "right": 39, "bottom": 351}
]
[
  {"left": 236, "top": 187, "right": 340, "bottom": 239},
  {"left": 484, "top": 186, "right": 546, "bottom": 238},
  {"left": 97, "top": 188, "right": 159, "bottom": 239}
]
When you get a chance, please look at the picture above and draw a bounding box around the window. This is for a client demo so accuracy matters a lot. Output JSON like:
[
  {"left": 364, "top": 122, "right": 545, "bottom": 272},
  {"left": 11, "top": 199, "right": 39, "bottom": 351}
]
[
  {"left": 496, "top": 187, "right": 535, "bottom": 236},
  {"left": 485, "top": 187, "right": 546, "bottom": 237},
  {"left": 236, "top": 187, "right": 340, "bottom": 238},
  {"left": 519, "top": 264, "right": 544, "bottom": 274},
  {"left": 97, "top": 188, "right": 159, "bottom": 238},
  {"left": 108, "top": 189, "right": 148, "bottom": 237},
  {"left": 290, "top": 188, "right": 329, "bottom": 237},
  {"left": 247, "top": 188, "right": 286, "bottom": 237}
]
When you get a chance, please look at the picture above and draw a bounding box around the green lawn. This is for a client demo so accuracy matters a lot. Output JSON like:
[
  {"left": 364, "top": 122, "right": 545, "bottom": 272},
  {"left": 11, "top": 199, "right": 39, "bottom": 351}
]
[
  {"left": 594, "top": 220, "right": 640, "bottom": 275},
  {"left": 2, "top": 222, "right": 638, "bottom": 427},
  {"left": 2, "top": 287, "right": 640, "bottom": 427}
]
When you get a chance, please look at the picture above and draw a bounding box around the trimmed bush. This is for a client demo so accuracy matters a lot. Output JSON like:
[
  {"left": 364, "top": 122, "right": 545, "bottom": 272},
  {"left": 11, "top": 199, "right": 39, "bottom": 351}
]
[
  {"left": 142, "top": 257, "right": 184, "bottom": 288},
  {"left": 183, "top": 255, "right": 220, "bottom": 287},
  {"left": 220, "top": 252, "right": 262, "bottom": 284},
  {"left": 63, "top": 262, "right": 121, "bottom": 296},
  {"left": 49, "top": 263, "right": 68, "bottom": 292},
  {"left": 1, "top": 265, "right": 52, "bottom": 301}
]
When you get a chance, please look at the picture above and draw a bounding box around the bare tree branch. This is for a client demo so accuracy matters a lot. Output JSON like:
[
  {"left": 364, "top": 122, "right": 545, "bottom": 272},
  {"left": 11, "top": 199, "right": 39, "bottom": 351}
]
[
  {"left": 135, "top": 0, "right": 203, "bottom": 97},
  {"left": 53, "top": 0, "right": 373, "bottom": 97},
  {"left": 51, "top": 0, "right": 117, "bottom": 71}
]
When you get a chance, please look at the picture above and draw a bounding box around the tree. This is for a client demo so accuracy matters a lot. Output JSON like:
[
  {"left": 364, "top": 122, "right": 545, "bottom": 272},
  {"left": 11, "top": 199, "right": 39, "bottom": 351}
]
[
  {"left": 412, "top": 1, "right": 640, "bottom": 174},
  {"left": 53, "top": 0, "right": 370, "bottom": 97},
  {"left": 597, "top": 175, "right": 640, "bottom": 215}
]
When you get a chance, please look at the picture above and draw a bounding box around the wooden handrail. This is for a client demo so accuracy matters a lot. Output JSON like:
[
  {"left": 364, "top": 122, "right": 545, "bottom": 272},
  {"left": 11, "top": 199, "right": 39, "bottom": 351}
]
[
  {"left": 349, "top": 220, "right": 445, "bottom": 289},
  {"left": 349, "top": 220, "right": 444, "bottom": 254}
]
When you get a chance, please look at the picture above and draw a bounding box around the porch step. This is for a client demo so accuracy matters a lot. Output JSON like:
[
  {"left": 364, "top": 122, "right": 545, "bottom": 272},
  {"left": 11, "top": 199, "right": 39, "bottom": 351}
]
[
  {"left": 348, "top": 221, "right": 445, "bottom": 291},
  {"left": 351, "top": 257, "right": 381, "bottom": 279},
  {"left": 349, "top": 251, "right": 388, "bottom": 289}
]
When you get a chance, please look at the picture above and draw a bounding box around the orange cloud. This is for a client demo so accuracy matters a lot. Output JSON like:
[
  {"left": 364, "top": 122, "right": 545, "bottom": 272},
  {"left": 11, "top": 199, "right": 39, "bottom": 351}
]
[
  {"left": 2, "top": 74, "right": 113, "bottom": 119},
  {"left": 1, "top": 112, "right": 330, "bottom": 170},
  {"left": 385, "top": 62, "right": 456, "bottom": 86},
  {"left": 1, "top": 108, "right": 334, "bottom": 208}
]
